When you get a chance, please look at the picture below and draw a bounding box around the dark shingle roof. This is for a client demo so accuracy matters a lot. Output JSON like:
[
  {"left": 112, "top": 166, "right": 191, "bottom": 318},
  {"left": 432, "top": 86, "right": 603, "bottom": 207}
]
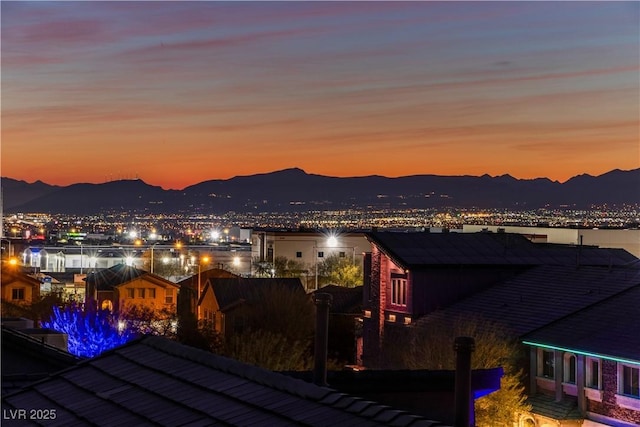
[
  {"left": 314, "top": 285, "right": 363, "bottom": 315},
  {"left": 85, "top": 264, "right": 148, "bottom": 291},
  {"left": 210, "top": 278, "right": 306, "bottom": 309},
  {"left": 414, "top": 264, "right": 640, "bottom": 339},
  {"left": 523, "top": 284, "right": 640, "bottom": 362},
  {"left": 366, "top": 231, "right": 637, "bottom": 269},
  {"left": 1, "top": 336, "right": 448, "bottom": 427}
]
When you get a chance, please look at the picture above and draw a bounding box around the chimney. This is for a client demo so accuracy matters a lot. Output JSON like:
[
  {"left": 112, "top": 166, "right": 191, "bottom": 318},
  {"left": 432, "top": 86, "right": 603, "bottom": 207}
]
[
  {"left": 313, "top": 293, "right": 332, "bottom": 386},
  {"left": 454, "top": 336, "right": 475, "bottom": 427}
]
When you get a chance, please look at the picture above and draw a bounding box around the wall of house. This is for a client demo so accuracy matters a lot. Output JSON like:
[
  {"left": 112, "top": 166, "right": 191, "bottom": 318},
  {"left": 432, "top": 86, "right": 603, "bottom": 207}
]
[
  {"left": 199, "top": 289, "right": 221, "bottom": 332},
  {"left": 2, "top": 281, "right": 38, "bottom": 304},
  {"left": 117, "top": 277, "right": 177, "bottom": 314},
  {"left": 362, "top": 249, "right": 383, "bottom": 368}
]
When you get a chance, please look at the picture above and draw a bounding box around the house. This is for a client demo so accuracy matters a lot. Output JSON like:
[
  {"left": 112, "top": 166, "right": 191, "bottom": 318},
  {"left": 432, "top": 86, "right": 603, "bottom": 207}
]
[
  {"left": 361, "top": 231, "right": 637, "bottom": 368},
  {"left": 176, "top": 267, "right": 238, "bottom": 318},
  {"left": 523, "top": 283, "right": 640, "bottom": 427},
  {"left": 198, "top": 277, "right": 307, "bottom": 336},
  {"left": 1, "top": 335, "right": 450, "bottom": 427},
  {"left": 1, "top": 264, "right": 41, "bottom": 306},
  {"left": 84, "top": 264, "right": 179, "bottom": 314},
  {"left": 412, "top": 262, "right": 640, "bottom": 426}
]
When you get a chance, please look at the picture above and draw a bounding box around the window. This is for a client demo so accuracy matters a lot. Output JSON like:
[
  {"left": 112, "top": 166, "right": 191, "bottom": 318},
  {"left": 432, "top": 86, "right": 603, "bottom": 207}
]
[
  {"left": 165, "top": 289, "right": 174, "bottom": 304},
  {"left": 541, "top": 350, "right": 555, "bottom": 379},
  {"left": 296, "top": 251, "right": 302, "bottom": 258},
  {"left": 148, "top": 288, "right": 156, "bottom": 298},
  {"left": 391, "top": 278, "right": 407, "bottom": 306},
  {"left": 11, "top": 288, "right": 25, "bottom": 301},
  {"left": 137, "top": 288, "right": 145, "bottom": 298},
  {"left": 339, "top": 251, "right": 346, "bottom": 258},
  {"left": 621, "top": 365, "right": 640, "bottom": 397},
  {"left": 587, "top": 358, "right": 600, "bottom": 389},
  {"left": 126, "top": 288, "right": 135, "bottom": 299},
  {"left": 564, "top": 353, "right": 576, "bottom": 384},
  {"left": 318, "top": 251, "right": 324, "bottom": 258}
]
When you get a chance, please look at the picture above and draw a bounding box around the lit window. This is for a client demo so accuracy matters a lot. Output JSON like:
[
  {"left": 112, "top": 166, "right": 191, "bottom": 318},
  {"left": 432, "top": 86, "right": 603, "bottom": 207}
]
[
  {"left": 587, "top": 358, "right": 600, "bottom": 389},
  {"left": 564, "top": 353, "right": 576, "bottom": 384},
  {"left": 11, "top": 288, "right": 25, "bottom": 301},
  {"left": 126, "top": 288, "right": 134, "bottom": 299},
  {"left": 404, "top": 317, "right": 412, "bottom": 325},
  {"left": 165, "top": 289, "right": 174, "bottom": 304},
  {"left": 388, "top": 314, "right": 396, "bottom": 322},
  {"left": 363, "top": 310, "right": 372, "bottom": 318},
  {"left": 148, "top": 288, "right": 156, "bottom": 298},
  {"left": 137, "top": 288, "right": 145, "bottom": 298},
  {"left": 391, "top": 278, "right": 407, "bottom": 306},
  {"left": 621, "top": 365, "right": 640, "bottom": 398}
]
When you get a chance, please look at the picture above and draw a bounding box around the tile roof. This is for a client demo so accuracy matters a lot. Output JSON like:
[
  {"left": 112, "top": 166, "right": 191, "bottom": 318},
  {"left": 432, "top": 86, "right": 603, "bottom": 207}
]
[
  {"left": 366, "top": 231, "right": 637, "bottom": 269},
  {"left": 84, "top": 264, "right": 148, "bottom": 291},
  {"left": 209, "top": 278, "right": 306, "bottom": 310},
  {"left": 2, "top": 336, "right": 449, "bottom": 427},
  {"left": 523, "top": 284, "right": 640, "bottom": 362},
  {"left": 176, "top": 267, "right": 239, "bottom": 292},
  {"left": 413, "top": 264, "right": 640, "bottom": 339},
  {"left": 314, "top": 285, "right": 363, "bottom": 315},
  {"left": 2, "top": 326, "right": 79, "bottom": 395},
  {"left": 85, "top": 264, "right": 178, "bottom": 291}
]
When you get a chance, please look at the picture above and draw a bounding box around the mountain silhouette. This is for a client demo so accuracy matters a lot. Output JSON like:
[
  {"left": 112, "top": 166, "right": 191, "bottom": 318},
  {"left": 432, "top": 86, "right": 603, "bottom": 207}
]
[{"left": 1, "top": 168, "right": 638, "bottom": 214}]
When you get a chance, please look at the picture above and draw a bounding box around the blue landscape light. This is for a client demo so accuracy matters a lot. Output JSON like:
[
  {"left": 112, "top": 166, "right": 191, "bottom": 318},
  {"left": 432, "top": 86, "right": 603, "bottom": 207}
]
[{"left": 43, "top": 305, "right": 135, "bottom": 358}]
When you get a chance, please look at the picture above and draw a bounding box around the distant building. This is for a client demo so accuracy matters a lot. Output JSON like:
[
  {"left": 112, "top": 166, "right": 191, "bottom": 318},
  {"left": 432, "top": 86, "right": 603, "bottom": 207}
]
[
  {"left": 463, "top": 225, "right": 640, "bottom": 258},
  {"left": 251, "top": 230, "right": 369, "bottom": 290}
]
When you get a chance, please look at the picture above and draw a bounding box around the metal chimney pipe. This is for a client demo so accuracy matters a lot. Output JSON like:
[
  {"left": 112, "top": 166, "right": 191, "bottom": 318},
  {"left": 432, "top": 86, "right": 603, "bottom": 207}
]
[
  {"left": 454, "top": 336, "right": 475, "bottom": 427},
  {"left": 313, "top": 293, "right": 332, "bottom": 386}
]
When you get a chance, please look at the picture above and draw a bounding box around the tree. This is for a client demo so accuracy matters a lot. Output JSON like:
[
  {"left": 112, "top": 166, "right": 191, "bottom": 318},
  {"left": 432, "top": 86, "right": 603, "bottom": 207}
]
[
  {"left": 224, "top": 329, "right": 314, "bottom": 371},
  {"left": 2, "top": 292, "right": 65, "bottom": 325},
  {"left": 118, "top": 304, "right": 177, "bottom": 338},
  {"left": 317, "top": 254, "right": 363, "bottom": 288},
  {"left": 42, "top": 304, "right": 134, "bottom": 358},
  {"left": 386, "top": 315, "right": 531, "bottom": 427}
]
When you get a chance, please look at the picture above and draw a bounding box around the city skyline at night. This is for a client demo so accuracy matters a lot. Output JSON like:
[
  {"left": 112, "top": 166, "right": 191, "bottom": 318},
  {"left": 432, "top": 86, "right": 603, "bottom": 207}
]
[{"left": 2, "top": 1, "right": 639, "bottom": 189}]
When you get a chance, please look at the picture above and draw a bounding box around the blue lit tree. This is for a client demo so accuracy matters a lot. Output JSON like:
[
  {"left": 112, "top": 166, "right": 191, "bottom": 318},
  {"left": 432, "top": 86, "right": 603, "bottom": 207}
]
[{"left": 43, "top": 304, "right": 135, "bottom": 358}]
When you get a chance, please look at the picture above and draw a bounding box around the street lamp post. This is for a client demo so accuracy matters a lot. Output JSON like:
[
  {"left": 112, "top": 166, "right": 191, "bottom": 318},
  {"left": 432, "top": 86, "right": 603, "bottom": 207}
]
[
  {"left": 150, "top": 243, "right": 157, "bottom": 274},
  {"left": 197, "top": 256, "right": 210, "bottom": 320}
]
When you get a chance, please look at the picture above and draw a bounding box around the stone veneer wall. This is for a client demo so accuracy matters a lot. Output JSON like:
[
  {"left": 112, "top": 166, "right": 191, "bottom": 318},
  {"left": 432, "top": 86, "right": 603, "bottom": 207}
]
[{"left": 587, "top": 360, "right": 640, "bottom": 424}]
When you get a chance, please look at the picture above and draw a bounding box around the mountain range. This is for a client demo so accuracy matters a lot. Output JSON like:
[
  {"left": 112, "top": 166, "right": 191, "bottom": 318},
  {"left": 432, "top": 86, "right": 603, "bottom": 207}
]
[{"left": 2, "top": 168, "right": 639, "bottom": 214}]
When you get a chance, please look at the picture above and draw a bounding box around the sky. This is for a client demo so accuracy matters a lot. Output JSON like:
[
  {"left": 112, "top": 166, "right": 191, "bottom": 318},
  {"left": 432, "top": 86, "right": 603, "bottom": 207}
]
[{"left": 1, "top": 1, "right": 639, "bottom": 190}]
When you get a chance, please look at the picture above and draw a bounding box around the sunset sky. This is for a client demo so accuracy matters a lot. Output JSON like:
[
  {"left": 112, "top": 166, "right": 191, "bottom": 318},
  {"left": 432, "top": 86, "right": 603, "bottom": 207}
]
[{"left": 2, "top": 1, "right": 638, "bottom": 190}]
